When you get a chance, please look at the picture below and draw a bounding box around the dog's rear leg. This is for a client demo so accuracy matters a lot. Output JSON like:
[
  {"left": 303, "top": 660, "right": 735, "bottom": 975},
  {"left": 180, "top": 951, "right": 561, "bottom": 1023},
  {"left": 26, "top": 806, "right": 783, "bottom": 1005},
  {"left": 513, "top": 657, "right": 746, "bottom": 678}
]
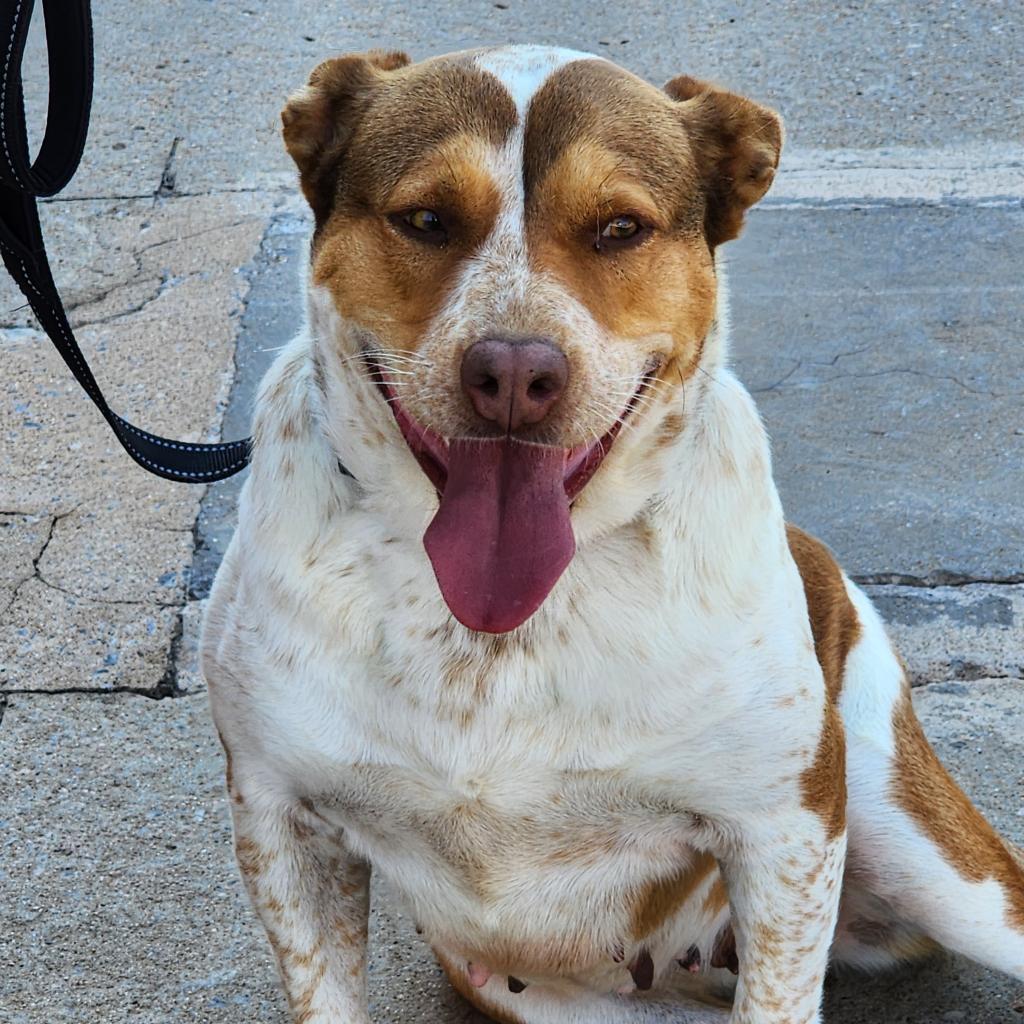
[
  {"left": 222, "top": 740, "right": 371, "bottom": 1023},
  {"left": 838, "top": 611, "right": 1024, "bottom": 978}
]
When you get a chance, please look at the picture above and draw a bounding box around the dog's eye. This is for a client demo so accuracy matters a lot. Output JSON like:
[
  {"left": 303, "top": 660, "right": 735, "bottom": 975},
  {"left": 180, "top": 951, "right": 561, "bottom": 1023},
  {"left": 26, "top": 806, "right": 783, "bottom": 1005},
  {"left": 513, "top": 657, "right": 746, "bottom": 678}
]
[
  {"left": 407, "top": 209, "right": 443, "bottom": 232},
  {"left": 602, "top": 216, "right": 639, "bottom": 239},
  {"left": 595, "top": 215, "right": 647, "bottom": 251},
  {"left": 396, "top": 208, "right": 448, "bottom": 245}
]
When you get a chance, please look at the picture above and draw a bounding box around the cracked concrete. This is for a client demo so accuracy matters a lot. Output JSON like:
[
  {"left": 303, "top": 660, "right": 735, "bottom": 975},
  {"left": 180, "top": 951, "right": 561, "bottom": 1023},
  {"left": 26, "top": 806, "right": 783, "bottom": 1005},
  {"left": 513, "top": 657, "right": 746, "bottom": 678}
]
[
  {"left": 0, "top": 190, "right": 299, "bottom": 693},
  {"left": 729, "top": 205, "right": 1024, "bottom": 585},
  {"left": 864, "top": 584, "right": 1024, "bottom": 686},
  {"left": 2, "top": 2, "right": 1023, "bottom": 1022}
]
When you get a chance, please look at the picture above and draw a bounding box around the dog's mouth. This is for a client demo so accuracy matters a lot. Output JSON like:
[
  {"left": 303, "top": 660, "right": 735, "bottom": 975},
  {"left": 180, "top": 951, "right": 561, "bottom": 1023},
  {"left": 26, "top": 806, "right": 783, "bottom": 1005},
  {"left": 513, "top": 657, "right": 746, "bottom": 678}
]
[{"left": 368, "top": 358, "right": 654, "bottom": 634}]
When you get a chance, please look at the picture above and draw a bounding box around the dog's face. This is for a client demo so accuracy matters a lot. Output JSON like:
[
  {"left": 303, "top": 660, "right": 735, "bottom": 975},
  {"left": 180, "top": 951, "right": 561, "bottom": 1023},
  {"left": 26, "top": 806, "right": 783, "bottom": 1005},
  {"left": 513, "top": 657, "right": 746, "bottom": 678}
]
[{"left": 282, "top": 46, "right": 781, "bottom": 633}]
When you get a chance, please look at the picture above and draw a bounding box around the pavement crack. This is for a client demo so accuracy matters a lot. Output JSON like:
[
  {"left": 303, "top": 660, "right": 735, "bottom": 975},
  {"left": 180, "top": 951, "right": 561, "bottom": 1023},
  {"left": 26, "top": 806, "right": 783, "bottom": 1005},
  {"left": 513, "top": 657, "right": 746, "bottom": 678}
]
[
  {"left": 58, "top": 251, "right": 148, "bottom": 322},
  {"left": 70, "top": 269, "right": 178, "bottom": 329},
  {"left": 0, "top": 508, "right": 183, "bottom": 615},
  {"left": 826, "top": 366, "right": 1014, "bottom": 398},
  {"left": 31, "top": 571, "right": 182, "bottom": 607},
  {"left": 41, "top": 192, "right": 155, "bottom": 203},
  {"left": 3, "top": 511, "right": 65, "bottom": 617},
  {"left": 155, "top": 135, "right": 183, "bottom": 199},
  {"left": 134, "top": 218, "right": 255, "bottom": 256},
  {"left": 805, "top": 344, "right": 875, "bottom": 368},
  {"left": 1, "top": 684, "right": 199, "bottom": 701},
  {"left": 2, "top": 572, "right": 35, "bottom": 619},
  {"left": 856, "top": 572, "right": 1024, "bottom": 587},
  {"left": 154, "top": 607, "right": 187, "bottom": 698},
  {"left": 750, "top": 358, "right": 1017, "bottom": 400},
  {"left": 61, "top": 219, "right": 253, "bottom": 329},
  {"left": 33, "top": 514, "right": 61, "bottom": 568},
  {"left": 40, "top": 184, "right": 294, "bottom": 204},
  {"left": 752, "top": 359, "right": 802, "bottom": 393}
]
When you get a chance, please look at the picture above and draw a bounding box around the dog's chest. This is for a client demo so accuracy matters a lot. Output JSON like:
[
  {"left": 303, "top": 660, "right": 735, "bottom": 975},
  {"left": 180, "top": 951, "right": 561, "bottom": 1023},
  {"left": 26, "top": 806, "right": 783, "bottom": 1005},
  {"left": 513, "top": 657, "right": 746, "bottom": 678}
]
[
  {"left": 246, "top": 521, "right": 813, "bottom": 977},
  {"left": 289, "top": 628, "right": 722, "bottom": 977}
]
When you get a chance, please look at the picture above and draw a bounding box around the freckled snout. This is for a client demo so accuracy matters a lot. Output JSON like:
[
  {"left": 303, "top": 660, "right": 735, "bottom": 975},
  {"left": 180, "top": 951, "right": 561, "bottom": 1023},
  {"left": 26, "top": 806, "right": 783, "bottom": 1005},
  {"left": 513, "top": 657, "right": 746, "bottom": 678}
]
[{"left": 460, "top": 338, "right": 569, "bottom": 434}]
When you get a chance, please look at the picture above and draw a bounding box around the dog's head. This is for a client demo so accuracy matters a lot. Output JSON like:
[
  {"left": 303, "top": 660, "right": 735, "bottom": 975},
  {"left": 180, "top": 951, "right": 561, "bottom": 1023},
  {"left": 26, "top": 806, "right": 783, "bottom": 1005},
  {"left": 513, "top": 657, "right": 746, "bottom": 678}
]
[{"left": 282, "top": 45, "right": 781, "bottom": 634}]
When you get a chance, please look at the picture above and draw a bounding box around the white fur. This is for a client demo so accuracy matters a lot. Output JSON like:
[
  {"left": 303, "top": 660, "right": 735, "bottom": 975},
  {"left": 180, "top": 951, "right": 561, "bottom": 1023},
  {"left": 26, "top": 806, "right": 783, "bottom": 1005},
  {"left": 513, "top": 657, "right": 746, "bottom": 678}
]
[
  {"left": 474, "top": 45, "right": 599, "bottom": 116},
  {"left": 202, "top": 44, "right": 1023, "bottom": 1024}
]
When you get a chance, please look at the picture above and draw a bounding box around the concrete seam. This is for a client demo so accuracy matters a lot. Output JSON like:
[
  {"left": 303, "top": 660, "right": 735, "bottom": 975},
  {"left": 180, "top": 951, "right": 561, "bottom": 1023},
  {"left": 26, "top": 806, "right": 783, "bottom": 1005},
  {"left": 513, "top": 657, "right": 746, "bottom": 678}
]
[
  {"left": 1, "top": 685, "right": 204, "bottom": 700},
  {"left": 855, "top": 574, "right": 1024, "bottom": 588},
  {"left": 187, "top": 209, "right": 298, "bottom": 602}
]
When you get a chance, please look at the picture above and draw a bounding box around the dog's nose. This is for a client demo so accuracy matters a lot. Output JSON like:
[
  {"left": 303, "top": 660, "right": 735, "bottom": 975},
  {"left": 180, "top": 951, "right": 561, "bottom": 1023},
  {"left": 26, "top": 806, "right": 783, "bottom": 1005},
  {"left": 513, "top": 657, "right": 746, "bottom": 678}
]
[{"left": 460, "top": 338, "right": 568, "bottom": 433}]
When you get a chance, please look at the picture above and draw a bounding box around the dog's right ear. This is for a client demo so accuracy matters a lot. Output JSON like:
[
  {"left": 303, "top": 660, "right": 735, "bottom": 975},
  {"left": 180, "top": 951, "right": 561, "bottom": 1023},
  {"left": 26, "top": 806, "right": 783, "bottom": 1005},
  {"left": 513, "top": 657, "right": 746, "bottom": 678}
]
[
  {"left": 282, "top": 50, "right": 410, "bottom": 227},
  {"left": 664, "top": 75, "right": 783, "bottom": 248}
]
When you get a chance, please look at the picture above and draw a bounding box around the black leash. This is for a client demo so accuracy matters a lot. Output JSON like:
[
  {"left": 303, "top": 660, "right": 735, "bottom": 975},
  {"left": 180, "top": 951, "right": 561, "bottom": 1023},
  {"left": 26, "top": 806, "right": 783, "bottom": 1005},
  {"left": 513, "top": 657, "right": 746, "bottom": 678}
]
[{"left": 0, "top": 0, "right": 251, "bottom": 482}]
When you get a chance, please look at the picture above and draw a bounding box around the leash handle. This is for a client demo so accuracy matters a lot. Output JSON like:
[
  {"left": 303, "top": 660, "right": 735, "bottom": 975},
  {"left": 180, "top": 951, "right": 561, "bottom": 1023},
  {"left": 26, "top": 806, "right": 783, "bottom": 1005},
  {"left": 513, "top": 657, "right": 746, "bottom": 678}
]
[{"left": 0, "top": 0, "right": 252, "bottom": 482}]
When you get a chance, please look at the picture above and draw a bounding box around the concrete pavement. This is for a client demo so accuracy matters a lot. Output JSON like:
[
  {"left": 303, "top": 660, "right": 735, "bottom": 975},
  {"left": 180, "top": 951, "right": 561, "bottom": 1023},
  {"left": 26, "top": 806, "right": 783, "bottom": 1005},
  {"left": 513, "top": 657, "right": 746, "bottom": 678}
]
[{"left": 2, "top": 1, "right": 1023, "bottom": 1021}]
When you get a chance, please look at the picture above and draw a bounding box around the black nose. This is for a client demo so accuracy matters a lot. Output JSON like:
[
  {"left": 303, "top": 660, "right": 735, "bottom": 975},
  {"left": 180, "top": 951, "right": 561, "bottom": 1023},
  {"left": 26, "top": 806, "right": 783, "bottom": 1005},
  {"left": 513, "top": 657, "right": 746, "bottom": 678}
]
[{"left": 460, "top": 338, "right": 569, "bottom": 433}]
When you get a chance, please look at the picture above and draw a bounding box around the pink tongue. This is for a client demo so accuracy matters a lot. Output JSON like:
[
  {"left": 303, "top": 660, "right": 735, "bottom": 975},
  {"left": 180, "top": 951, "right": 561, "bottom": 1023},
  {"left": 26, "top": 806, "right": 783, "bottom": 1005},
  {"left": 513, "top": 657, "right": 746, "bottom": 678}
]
[{"left": 423, "top": 438, "right": 575, "bottom": 634}]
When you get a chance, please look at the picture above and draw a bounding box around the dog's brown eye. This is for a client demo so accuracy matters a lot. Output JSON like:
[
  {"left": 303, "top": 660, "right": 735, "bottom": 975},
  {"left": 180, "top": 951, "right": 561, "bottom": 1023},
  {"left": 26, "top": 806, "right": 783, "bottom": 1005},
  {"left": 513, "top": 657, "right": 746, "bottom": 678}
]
[
  {"left": 595, "top": 214, "right": 649, "bottom": 252},
  {"left": 406, "top": 209, "right": 444, "bottom": 234},
  {"left": 602, "top": 215, "right": 639, "bottom": 240},
  {"left": 392, "top": 208, "right": 448, "bottom": 247}
]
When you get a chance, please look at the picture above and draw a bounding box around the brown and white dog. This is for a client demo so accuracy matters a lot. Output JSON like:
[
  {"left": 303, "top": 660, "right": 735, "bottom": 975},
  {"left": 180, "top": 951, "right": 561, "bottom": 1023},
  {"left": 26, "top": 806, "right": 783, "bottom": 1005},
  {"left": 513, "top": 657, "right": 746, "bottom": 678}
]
[{"left": 201, "top": 45, "right": 1024, "bottom": 1024}]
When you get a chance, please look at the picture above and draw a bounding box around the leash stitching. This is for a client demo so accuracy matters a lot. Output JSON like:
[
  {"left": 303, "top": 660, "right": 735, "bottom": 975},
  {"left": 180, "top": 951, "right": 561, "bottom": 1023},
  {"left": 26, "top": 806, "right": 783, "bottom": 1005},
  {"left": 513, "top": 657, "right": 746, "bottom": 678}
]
[
  {"left": 5, "top": 244, "right": 245, "bottom": 479},
  {"left": 1, "top": 0, "right": 26, "bottom": 188}
]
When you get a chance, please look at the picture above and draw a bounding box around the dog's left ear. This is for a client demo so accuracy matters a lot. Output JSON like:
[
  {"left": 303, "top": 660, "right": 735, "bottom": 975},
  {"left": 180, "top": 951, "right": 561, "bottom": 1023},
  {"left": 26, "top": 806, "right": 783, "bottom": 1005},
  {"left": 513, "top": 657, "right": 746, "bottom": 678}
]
[
  {"left": 665, "top": 76, "right": 783, "bottom": 248},
  {"left": 281, "top": 49, "right": 411, "bottom": 227}
]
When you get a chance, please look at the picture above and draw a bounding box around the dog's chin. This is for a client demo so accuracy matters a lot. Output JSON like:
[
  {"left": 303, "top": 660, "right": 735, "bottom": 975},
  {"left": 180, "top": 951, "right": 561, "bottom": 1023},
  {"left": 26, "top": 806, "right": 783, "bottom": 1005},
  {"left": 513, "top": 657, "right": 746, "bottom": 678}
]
[{"left": 368, "top": 361, "right": 650, "bottom": 635}]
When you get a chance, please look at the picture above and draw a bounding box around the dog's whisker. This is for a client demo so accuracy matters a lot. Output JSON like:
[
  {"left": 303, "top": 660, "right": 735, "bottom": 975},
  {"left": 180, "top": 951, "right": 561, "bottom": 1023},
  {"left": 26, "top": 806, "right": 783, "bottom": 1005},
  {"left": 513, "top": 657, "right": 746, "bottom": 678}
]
[
  {"left": 605, "top": 388, "right": 655, "bottom": 407},
  {"left": 376, "top": 354, "right": 434, "bottom": 367},
  {"left": 696, "top": 365, "right": 727, "bottom": 389},
  {"left": 339, "top": 349, "right": 435, "bottom": 371}
]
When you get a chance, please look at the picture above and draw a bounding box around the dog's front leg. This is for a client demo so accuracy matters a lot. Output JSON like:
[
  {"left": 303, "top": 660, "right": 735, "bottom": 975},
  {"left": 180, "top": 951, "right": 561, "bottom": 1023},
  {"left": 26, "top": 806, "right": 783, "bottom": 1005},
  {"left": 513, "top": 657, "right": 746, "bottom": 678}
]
[
  {"left": 230, "top": 789, "right": 371, "bottom": 1024},
  {"left": 720, "top": 815, "right": 846, "bottom": 1024}
]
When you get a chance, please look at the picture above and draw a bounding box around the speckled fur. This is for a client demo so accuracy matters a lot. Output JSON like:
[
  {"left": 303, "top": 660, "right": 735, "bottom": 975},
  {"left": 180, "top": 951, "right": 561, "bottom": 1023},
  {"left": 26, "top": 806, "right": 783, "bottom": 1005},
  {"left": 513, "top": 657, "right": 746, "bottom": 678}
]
[{"left": 202, "top": 45, "right": 1024, "bottom": 1024}]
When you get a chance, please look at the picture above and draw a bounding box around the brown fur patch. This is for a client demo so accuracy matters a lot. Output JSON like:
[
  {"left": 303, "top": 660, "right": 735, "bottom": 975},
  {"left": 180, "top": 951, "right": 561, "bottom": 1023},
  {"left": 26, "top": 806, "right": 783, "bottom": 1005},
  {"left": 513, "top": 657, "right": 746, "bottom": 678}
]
[
  {"left": 787, "top": 525, "right": 861, "bottom": 842},
  {"left": 520, "top": 59, "right": 782, "bottom": 255},
  {"left": 630, "top": 852, "right": 717, "bottom": 939},
  {"left": 702, "top": 875, "right": 729, "bottom": 918},
  {"left": 541, "top": 827, "right": 619, "bottom": 868},
  {"left": 235, "top": 834, "right": 272, "bottom": 878},
  {"left": 891, "top": 691, "right": 1024, "bottom": 932},
  {"left": 524, "top": 61, "right": 704, "bottom": 223},
  {"left": 312, "top": 131, "right": 506, "bottom": 353},
  {"left": 285, "top": 52, "right": 516, "bottom": 228},
  {"left": 523, "top": 61, "right": 717, "bottom": 389},
  {"left": 663, "top": 75, "right": 783, "bottom": 247},
  {"left": 787, "top": 526, "right": 861, "bottom": 705},
  {"left": 215, "top": 728, "right": 244, "bottom": 805},
  {"left": 800, "top": 704, "right": 847, "bottom": 843},
  {"left": 282, "top": 50, "right": 411, "bottom": 227}
]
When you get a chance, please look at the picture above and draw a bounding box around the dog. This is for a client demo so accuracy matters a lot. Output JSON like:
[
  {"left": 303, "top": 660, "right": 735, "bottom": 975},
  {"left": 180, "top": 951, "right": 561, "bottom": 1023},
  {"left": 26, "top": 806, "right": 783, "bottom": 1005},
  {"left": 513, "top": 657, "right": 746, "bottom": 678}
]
[{"left": 201, "top": 44, "right": 1024, "bottom": 1024}]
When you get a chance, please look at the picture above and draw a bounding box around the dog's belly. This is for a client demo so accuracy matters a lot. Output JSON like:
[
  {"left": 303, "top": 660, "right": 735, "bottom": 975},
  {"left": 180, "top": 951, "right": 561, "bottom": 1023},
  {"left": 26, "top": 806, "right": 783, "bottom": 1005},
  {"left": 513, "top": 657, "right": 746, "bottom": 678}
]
[{"left": 313, "top": 754, "right": 732, "bottom": 992}]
